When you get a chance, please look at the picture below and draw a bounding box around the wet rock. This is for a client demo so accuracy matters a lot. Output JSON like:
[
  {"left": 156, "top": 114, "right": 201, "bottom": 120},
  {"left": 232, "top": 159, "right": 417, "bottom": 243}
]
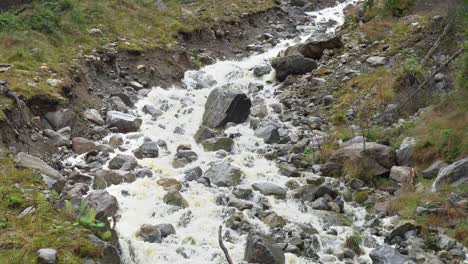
[
  {"left": 432, "top": 157, "right": 468, "bottom": 191},
  {"left": 226, "top": 211, "right": 251, "bottom": 233},
  {"left": 184, "top": 166, "right": 203, "bottom": 181},
  {"left": 108, "top": 154, "right": 138, "bottom": 171},
  {"left": 285, "top": 33, "right": 343, "bottom": 60},
  {"left": 142, "top": 105, "right": 163, "bottom": 119},
  {"left": 271, "top": 55, "right": 317, "bottom": 81},
  {"left": 157, "top": 223, "right": 176, "bottom": 238},
  {"left": 244, "top": 232, "right": 285, "bottom": 264},
  {"left": 163, "top": 190, "right": 189, "bottom": 208},
  {"left": 291, "top": 184, "right": 317, "bottom": 202},
  {"left": 87, "top": 234, "right": 120, "bottom": 264},
  {"left": 133, "top": 141, "right": 159, "bottom": 159},
  {"left": 72, "top": 137, "right": 96, "bottom": 154},
  {"left": 388, "top": 221, "right": 420, "bottom": 242},
  {"left": 321, "top": 143, "right": 396, "bottom": 178},
  {"left": 94, "top": 170, "right": 136, "bottom": 189},
  {"left": 187, "top": 70, "right": 217, "bottom": 89},
  {"left": 85, "top": 190, "right": 118, "bottom": 220},
  {"left": 369, "top": 244, "right": 410, "bottom": 264},
  {"left": 204, "top": 161, "right": 244, "bottom": 187},
  {"left": 202, "top": 85, "right": 252, "bottom": 128},
  {"left": 69, "top": 171, "right": 93, "bottom": 184},
  {"left": 44, "top": 127, "right": 71, "bottom": 146},
  {"left": 389, "top": 166, "right": 411, "bottom": 183},
  {"left": 173, "top": 148, "right": 198, "bottom": 168},
  {"left": 315, "top": 184, "right": 338, "bottom": 199},
  {"left": 37, "top": 248, "right": 57, "bottom": 264},
  {"left": 252, "top": 182, "right": 287, "bottom": 199},
  {"left": 83, "top": 109, "right": 105, "bottom": 125},
  {"left": 108, "top": 134, "right": 124, "bottom": 147},
  {"left": 106, "top": 111, "right": 142, "bottom": 133},
  {"left": 136, "top": 168, "right": 153, "bottom": 178},
  {"left": 397, "top": 137, "right": 416, "bottom": 166},
  {"left": 232, "top": 185, "right": 253, "bottom": 199},
  {"left": 194, "top": 125, "right": 216, "bottom": 143},
  {"left": 422, "top": 160, "right": 448, "bottom": 179},
  {"left": 255, "top": 125, "right": 280, "bottom": 144},
  {"left": 138, "top": 224, "right": 161, "bottom": 243},
  {"left": 263, "top": 212, "right": 286, "bottom": 228},
  {"left": 201, "top": 137, "right": 234, "bottom": 152},
  {"left": 157, "top": 178, "right": 182, "bottom": 191},
  {"left": 253, "top": 65, "right": 272, "bottom": 77},
  {"left": 15, "top": 152, "right": 66, "bottom": 192},
  {"left": 228, "top": 196, "right": 253, "bottom": 211},
  {"left": 43, "top": 109, "right": 76, "bottom": 131},
  {"left": 285, "top": 180, "right": 300, "bottom": 190},
  {"left": 349, "top": 178, "right": 365, "bottom": 190},
  {"left": 366, "top": 56, "right": 387, "bottom": 66},
  {"left": 251, "top": 104, "right": 269, "bottom": 118}
]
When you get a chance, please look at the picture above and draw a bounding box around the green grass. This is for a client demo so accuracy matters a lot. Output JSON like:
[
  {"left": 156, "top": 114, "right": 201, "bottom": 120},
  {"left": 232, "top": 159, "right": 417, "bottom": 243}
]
[
  {"left": 0, "top": 0, "right": 276, "bottom": 119},
  {"left": 344, "top": 233, "right": 363, "bottom": 255},
  {"left": 0, "top": 157, "right": 101, "bottom": 263}
]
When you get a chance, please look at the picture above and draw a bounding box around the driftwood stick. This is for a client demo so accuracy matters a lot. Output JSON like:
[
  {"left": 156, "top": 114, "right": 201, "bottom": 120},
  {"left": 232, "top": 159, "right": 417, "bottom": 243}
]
[
  {"left": 218, "top": 225, "right": 233, "bottom": 264},
  {"left": 398, "top": 47, "right": 463, "bottom": 111}
]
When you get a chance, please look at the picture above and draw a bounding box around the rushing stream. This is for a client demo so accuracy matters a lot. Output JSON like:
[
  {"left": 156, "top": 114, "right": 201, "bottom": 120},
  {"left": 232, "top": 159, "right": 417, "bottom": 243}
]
[{"left": 86, "top": 1, "right": 385, "bottom": 263}]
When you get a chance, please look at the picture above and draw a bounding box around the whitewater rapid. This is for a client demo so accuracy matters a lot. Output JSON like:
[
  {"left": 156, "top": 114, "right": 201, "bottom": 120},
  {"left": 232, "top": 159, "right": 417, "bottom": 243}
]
[{"left": 100, "top": 1, "right": 376, "bottom": 263}]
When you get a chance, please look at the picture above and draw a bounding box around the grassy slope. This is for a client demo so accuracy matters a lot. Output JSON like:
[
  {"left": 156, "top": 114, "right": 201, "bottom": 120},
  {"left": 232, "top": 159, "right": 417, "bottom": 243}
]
[
  {"left": 0, "top": 0, "right": 275, "bottom": 118},
  {"left": 329, "top": 0, "right": 468, "bottom": 247},
  {"left": 0, "top": 157, "right": 102, "bottom": 264}
]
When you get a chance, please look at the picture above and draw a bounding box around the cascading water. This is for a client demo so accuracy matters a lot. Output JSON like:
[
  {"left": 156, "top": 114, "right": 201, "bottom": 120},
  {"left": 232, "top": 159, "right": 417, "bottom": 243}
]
[{"left": 88, "top": 1, "right": 382, "bottom": 263}]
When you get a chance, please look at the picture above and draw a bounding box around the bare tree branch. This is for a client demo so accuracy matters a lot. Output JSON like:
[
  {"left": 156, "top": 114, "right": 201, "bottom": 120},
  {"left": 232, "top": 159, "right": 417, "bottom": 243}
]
[
  {"left": 218, "top": 225, "right": 233, "bottom": 264},
  {"left": 421, "top": 12, "right": 456, "bottom": 65}
]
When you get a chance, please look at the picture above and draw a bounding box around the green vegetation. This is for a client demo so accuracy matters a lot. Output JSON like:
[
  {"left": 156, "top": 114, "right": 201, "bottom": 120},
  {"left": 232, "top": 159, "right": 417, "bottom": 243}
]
[
  {"left": 353, "top": 190, "right": 369, "bottom": 204},
  {"left": 344, "top": 232, "right": 364, "bottom": 255},
  {"left": 387, "top": 180, "right": 468, "bottom": 246},
  {"left": 0, "top": 157, "right": 101, "bottom": 263},
  {"left": 0, "top": 0, "right": 275, "bottom": 118}
]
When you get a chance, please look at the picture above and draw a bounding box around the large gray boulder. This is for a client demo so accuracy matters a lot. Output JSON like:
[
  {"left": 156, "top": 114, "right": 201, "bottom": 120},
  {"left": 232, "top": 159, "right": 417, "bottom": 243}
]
[
  {"left": 194, "top": 125, "right": 216, "bottom": 143},
  {"left": 255, "top": 125, "right": 280, "bottom": 144},
  {"left": 271, "top": 55, "right": 317, "bottom": 81},
  {"left": 422, "top": 160, "right": 448, "bottom": 179},
  {"left": 133, "top": 141, "right": 159, "bottom": 159},
  {"left": 204, "top": 161, "right": 244, "bottom": 187},
  {"left": 83, "top": 109, "right": 105, "bottom": 125},
  {"left": 244, "top": 232, "right": 285, "bottom": 264},
  {"left": 42, "top": 108, "right": 76, "bottom": 131},
  {"left": 138, "top": 224, "right": 161, "bottom": 243},
  {"left": 284, "top": 33, "right": 343, "bottom": 60},
  {"left": 163, "top": 190, "right": 189, "bottom": 208},
  {"left": 15, "top": 152, "right": 66, "bottom": 192},
  {"left": 321, "top": 143, "right": 396, "bottom": 178},
  {"left": 432, "top": 157, "right": 468, "bottom": 192},
  {"left": 108, "top": 154, "right": 138, "bottom": 171},
  {"left": 94, "top": 170, "right": 136, "bottom": 189},
  {"left": 43, "top": 127, "right": 71, "bottom": 146},
  {"left": 85, "top": 190, "right": 118, "bottom": 220},
  {"left": 252, "top": 182, "right": 287, "bottom": 199},
  {"left": 71, "top": 137, "right": 96, "bottom": 154},
  {"left": 201, "top": 137, "right": 234, "bottom": 152},
  {"left": 106, "top": 111, "right": 142, "bottom": 133},
  {"left": 396, "top": 137, "right": 416, "bottom": 166},
  {"left": 369, "top": 245, "right": 410, "bottom": 264},
  {"left": 202, "top": 86, "right": 252, "bottom": 128}
]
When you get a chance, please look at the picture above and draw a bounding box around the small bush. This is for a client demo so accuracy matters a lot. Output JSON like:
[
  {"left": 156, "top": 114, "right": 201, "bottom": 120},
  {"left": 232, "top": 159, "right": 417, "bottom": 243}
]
[
  {"left": 384, "top": 0, "right": 414, "bottom": 17},
  {"left": 6, "top": 195, "right": 23, "bottom": 208},
  {"left": 354, "top": 191, "right": 369, "bottom": 204},
  {"left": 345, "top": 233, "right": 363, "bottom": 255}
]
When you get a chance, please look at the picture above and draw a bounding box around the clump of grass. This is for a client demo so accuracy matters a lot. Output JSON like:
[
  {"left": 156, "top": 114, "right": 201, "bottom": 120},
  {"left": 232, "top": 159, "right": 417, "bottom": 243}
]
[
  {"left": 353, "top": 191, "right": 369, "bottom": 204},
  {"left": 345, "top": 233, "right": 364, "bottom": 255},
  {"left": 0, "top": 157, "right": 101, "bottom": 263}
]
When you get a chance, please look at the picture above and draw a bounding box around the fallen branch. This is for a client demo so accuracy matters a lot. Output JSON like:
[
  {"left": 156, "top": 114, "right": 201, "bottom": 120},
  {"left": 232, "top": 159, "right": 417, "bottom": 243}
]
[
  {"left": 421, "top": 12, "right": 456, "bottom": 65},
  {"left": 397, "top": 47, "right": 463, "bottom": 111},
  {"left": 218, "top": 225, "right": 233, "bottom": 264}
]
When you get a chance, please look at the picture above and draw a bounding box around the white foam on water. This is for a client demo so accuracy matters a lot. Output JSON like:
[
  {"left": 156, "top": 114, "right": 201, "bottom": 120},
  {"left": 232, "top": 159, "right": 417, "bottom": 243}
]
[{"left": 97, "top": 1, "right": 377, "bottom": 263}]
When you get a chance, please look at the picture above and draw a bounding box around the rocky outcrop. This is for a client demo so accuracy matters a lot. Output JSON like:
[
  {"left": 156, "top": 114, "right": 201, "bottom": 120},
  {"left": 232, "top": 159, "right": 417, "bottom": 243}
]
[
  {"left": 106, "top": 111, "right": 142, "bottom": 133},
  {"left": 271, "top": 55, "right": 317, "bottom": 81},
  {"left": 204, "top": 161, "right": 243, "bottom": 187},
  {"left": 321, "top": 143, "right": 396, "bottom": 178},
  {"left": 202, "top": 86, "right": 252, "bottom": 128},
  {"left": 201, "top": 137, "right": 234, "bottom": 152},
  {"left": 369, "top": 245, "right": 410, "bottom": 264},
  {"left": 244, "top": 232, "right": 285, "bottom": 264},
  {"left": 15, "top": 152, "right": 66, "bottom": 192},
  {"left": 432, "top": 157, "right": 468, "bottom": 191},
  {"left": 85, "top": 190, "right": 118, "bottom": 221},
  {"left": 284, "top": 33, "right": 343, "bottom": 60}
]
